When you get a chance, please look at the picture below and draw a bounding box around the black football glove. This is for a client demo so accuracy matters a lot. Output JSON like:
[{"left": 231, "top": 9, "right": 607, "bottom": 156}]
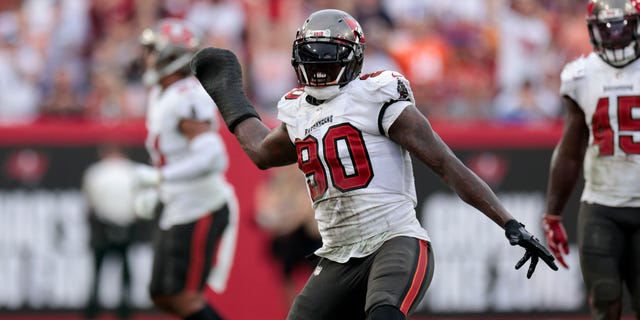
[
  {"left": 190, "top": 47, "right": 260, "bottom": 132},
  {"left": 504, "top": 219, "right": 558, "bottom": 279}
]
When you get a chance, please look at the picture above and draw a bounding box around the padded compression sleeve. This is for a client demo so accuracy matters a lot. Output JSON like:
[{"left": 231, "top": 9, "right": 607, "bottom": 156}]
[
  {"left": 160, "top": 132, "right": 228, "bottom": 181},
  {"left": 191, "top": 47, "right": 260, "bottom": 132}
]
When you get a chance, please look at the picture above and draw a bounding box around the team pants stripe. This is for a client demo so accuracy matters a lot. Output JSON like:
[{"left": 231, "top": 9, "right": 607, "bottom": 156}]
[
  {"left": 399, "top": 239, "right": 428, "bottom": 314},
  {"left": 185, "top": 213, "right": 213, "bottom": 292}
]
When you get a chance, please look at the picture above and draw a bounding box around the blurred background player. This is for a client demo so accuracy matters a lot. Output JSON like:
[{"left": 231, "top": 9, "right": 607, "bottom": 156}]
[
  {"left": 543, "top": 0, "right": 640, "bottom": 319},
  {"left": 192, "top": 8, "right": 557, "bottom": 320},
  {"left": 133, "top": 19, "right": 238, "bottom": 320},
  {"left": 82, "top": 144, "right": 138, "bottom": 320}
]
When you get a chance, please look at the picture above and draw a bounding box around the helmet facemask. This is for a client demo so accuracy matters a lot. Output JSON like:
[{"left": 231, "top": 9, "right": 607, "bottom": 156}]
[
  {"left": 293, "top": 39, "right": 364, "bottom": 86},
  {"left": 587, "top": 1, "right": 640, "bottom": 67}
]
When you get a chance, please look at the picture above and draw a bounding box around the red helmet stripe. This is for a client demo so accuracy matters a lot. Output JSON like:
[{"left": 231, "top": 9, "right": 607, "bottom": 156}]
[
  {"left": 588, "top": 1, "right": 595, "bottom": 16},
  {"left": 632, "top": 0, "right": 640, "bottom": 13},
  {"left": 159, "top": 21, "right": 195, "bottom": 46},
  {"left": 344, "top": 17, "right": 365, "bottom": 43}
]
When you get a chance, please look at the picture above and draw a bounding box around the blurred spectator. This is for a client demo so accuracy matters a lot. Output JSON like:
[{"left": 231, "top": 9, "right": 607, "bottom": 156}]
[
  {"left": 362, "top": 34, "right": 400, "bottom": 75},
  {"left": 36, "top": 0, "right": 90, "bottom": 96},
  {"left": 246, "top": 20, "right": 298, "bottom": 115},
  {"left": 0, "top": 0, "right": 597, "bottom": 124},
  {"left": 353, "top": 0, "right": 393, "bottom": 29},
  {"left": 442, "top": 18, "right": 497, "bottom": 119},
  {"left": 89, "top": 15, "right": 140, "bottom": 78},
  {"left": 255, "top": 165, "right": 321, "bottom": 306},
  {"left": 495, "top": 0, "right": 551, "bottom": 93},
  {"left": 492, "top": 78, "right": 561, "bottom": 123},
  {"left": 0, "top": 9, "right": 42, "bottom": 123},
  {"left": 82, "top": 144, "right": 139, "bottom": 320},
  {"left": 40, "top": 62, "right": 85, "bottom": 117},
  {"left": 388, "top": 14, "right": 453, "bottom": 117},
  {"left": 547, "top": 0, "right": 592, "bottom": 64},
  {"left": 185, "top": 0, "right": 246, "bottom": 54},
  {"left": 242, "top": 0, "right": 305, "bottom": 115},
  {"left": 424, "top": 0, "right": 491, "bottom": 24},
  {"left": 88, "top": 0, "right": 136, "bottom": 44},
  {"left": 84, "top": 65, "right": 146, "bottom": 120},
  {"left": 446, "top": 52, "right": 496, "bottom": 120},
  {"left": 159, "top": 0, "right": 191, "bottom": 18},
  {"left": 356, "top": 2, "right": 399, "bottom": 74}
]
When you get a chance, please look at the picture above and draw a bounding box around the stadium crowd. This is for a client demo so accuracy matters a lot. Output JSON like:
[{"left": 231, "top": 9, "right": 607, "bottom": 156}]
[{"left": 0, "top": 0, "right": 589, "bottom": 124}]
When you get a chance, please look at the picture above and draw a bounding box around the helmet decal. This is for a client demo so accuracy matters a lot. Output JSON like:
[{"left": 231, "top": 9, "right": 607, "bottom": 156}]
[
  {"left": 306, "top": 29, "right": 332, "bottom": 38},
  {"left": 159, "top": 22, "right": 196, "bottom": 47},
  {"left": 598, "top": 8, "right": 625, "bottom": 19},
  {"left": 588, "top": 1, "right": 595, "bottom": 16},
  {"left": 344, "top": 16, "right": 366, "bottom": 44}
]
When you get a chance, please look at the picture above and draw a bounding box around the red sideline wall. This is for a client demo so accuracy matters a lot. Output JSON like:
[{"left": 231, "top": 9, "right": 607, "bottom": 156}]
[
  {"left": 0, "top": 119, "right": 564, "bottom": 319},
  {"left": 0, "top": 118, "right": 564, "bottom": 149}
]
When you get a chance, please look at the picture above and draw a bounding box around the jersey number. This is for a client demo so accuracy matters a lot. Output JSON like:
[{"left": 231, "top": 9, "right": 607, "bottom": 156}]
[
  {"left": 592, "top": 96, "right": 640, "bottom": 156},
  {"left": 296, "top": 123, "right": 374, "bottom": 201}
]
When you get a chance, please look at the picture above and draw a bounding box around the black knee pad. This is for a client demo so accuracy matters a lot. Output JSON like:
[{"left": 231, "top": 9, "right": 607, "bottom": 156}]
[{"left": 367, "top": 305, "right": 406, "bottom": 320}]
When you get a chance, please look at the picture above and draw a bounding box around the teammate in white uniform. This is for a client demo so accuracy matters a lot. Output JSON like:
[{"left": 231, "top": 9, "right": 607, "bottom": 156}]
[
  {"left": 543, "top": 1, "right": 640, "bottom": 319},
  {"left": 134, "top": 19, "right": 237, "bottom": 320},
  {"left": 192, "top": 9, "right": 556, "bottom": 320}
]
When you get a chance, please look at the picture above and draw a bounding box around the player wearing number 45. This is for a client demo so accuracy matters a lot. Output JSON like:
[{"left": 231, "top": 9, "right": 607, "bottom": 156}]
[
  {"left": 543, "top": 0, "right": 640, "bottom": 319},
  {"left": 192, "top": 9, "right": 557, "bottom": 320}
]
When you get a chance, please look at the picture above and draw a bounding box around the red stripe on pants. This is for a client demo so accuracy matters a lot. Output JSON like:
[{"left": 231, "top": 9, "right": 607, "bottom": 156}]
[
  {"left": 185, "top": 214, "right": 213, "bottom": 292},
  {"left": 399, "top": 240, "right": 428, "bottom": 314}
]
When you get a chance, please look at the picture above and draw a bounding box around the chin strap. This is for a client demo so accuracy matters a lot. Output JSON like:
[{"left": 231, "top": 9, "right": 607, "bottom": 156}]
[{"left": 305, "top": 95, "right": 325, "bottom": 106}]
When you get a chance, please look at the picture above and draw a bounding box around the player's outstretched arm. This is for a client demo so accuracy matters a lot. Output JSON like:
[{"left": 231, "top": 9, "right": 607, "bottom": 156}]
[
  {"left": 543, "top": 96, "right": 589, "bottom": 269},
  {"left": 389, "top": 104, "right": 558, "bottom": 277},
  {"left": 191, "top": 47, "right": 297, "bottom": 169},
  {"left": 191, "top": 47, "right": 260, "bottom": 132},
  {"left": 388, "top": 105, "right": 511, "bottom": 226}
]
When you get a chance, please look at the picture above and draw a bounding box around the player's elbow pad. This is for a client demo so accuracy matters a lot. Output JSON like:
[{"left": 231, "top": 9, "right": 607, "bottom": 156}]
[
  {"left": 161, "top": 132, "right": 228, "bottom": 181},
  {"left": 191, "top": 47, "right": 261, "bottom": 132}
]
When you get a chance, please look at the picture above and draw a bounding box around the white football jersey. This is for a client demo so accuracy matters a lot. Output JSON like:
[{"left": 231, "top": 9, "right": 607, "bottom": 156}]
[
  {"left": 277, "top": 70, "right": 430, "bottom": 263},
  {"left": 145, "top": 77, "right": 234, "bottom": 229},
  {"left": 560, "top": 52, "right": 640, "bottom": 207}
]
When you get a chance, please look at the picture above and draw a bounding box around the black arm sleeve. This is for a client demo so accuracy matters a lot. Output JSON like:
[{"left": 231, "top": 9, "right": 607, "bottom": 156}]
[{"left": 190, "top": 47, "right": 261, "bottom": 132}]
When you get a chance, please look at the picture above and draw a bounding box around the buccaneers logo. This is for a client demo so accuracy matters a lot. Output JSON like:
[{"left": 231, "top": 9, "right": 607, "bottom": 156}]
[{"left": 343, "top": 16, "right": 366, "bottom": 44}]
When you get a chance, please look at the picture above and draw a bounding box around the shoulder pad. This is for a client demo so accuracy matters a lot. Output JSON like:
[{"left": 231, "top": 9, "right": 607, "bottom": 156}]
[
  {"left": 359, "top": 70, "right": 405, "bottom": 84},
  {"left": 277, "top": 87, "right": 303, "bottom": 124},
  {"left": 356, "top": 70, "right": 414, "bottom": 103},
  {"left": 560, "top": 55, "right": 587, "bottom": 83},
  {"left": 277, "top": 87, "right": 304, "bottom": 109},
  {"left": 282, "top": 87, "right": 305, "bottom": 100}
]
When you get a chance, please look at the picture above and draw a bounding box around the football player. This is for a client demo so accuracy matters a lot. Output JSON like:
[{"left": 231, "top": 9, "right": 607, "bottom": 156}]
[
  {"left": 543, "top": 0, "right": 640, "bottom": 319},
  {"left": 134, "top": 19, "right": 238, "bottom": 320},
  {"left": 192, "top": 9, "right": 557, "bottom": 320}
]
